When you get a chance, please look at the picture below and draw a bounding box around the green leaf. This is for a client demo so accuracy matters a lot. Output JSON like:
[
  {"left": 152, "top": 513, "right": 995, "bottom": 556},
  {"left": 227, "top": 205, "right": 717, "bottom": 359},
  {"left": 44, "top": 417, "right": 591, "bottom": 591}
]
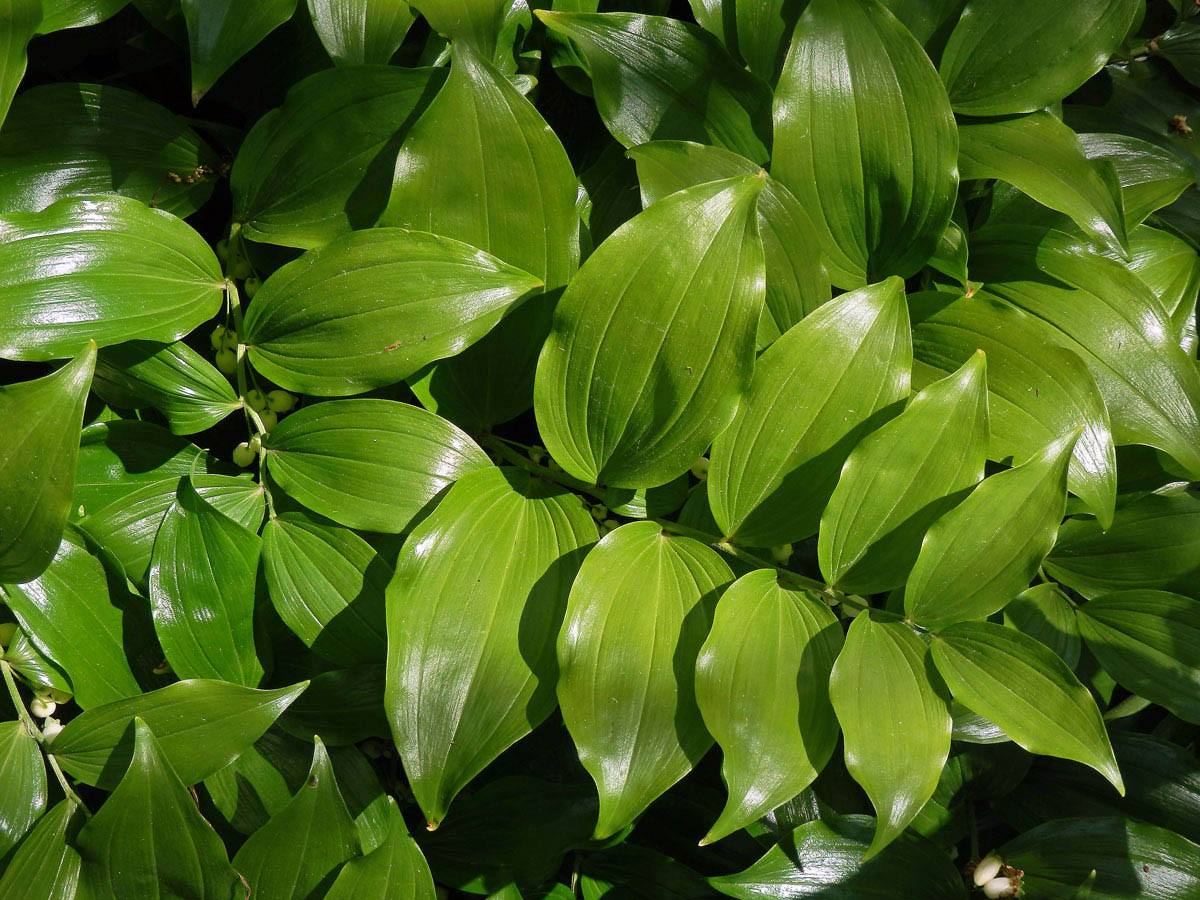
[
  {"left": 688, "top": 0, "right": 802, "bottom": 81},
  {"left": 1157, "top": 20, "right": 1200, "bottom": 88},
  {"left": 1, "top": 530, "right": 142, "bottom": 707},
  {"left": 261, "top": 511, "right": 388, "bottom": 666},
  {"left": 709, "top": 814, "right": 966, "bottom": 900},
  {"left": 231, "top": 737, "right": 362, "bottom": 900},
  {"left": 1113, "top": 225, "right": 1200, "bottom": 355},
  {"left": 0, "top": 720, "right": 46, "bottom": 856},
  {"left": 535, "top": 176, "right": 765, "bottom": 489},
  {"left": 231, "top": 65, "right": 444, "bottom": 250},
  {"left": 818, "top": 352, "right": 988, "bottom": 594},
  {"left": 930, "top": 621, "right": 1123, "bottom": 792},
  {"left": 1077, "top": 133, "right": 1195, "bottom": 228},
  {"left": 243, "top": 229, "right": 542, "bottom": 396},
  {"left": 772, "top": 0, "right": 958, "bottom": 285},
  {"left": 50, "top": 679, "right": 307, "bottom": 790},
  {"left": 307, "top": 0, "right": 414, "bottom": 65},
  {"left": 904, "top": 430, "right": 1078, "bottom": 630},
  {"left": 579, "top": 844, "right": 717, "bottom": 900},
  {"left": 2, "top": 626, "right": 72, "bottom": 696},
  {"left": 408, "top": 0, "right": 505, "bottom": 55},
  {"left": 911, "top": 290, "right": 1118, "bottom": 530},
  {"left": 38, "top": 0, "right": 127, "bottom": 32},
  {"left": 386, "top": 467, "right": 596, "bottom": 826},
  {"left": 1077, "top": 590, "right": 1200, "bottom": 725},
  {"left": 324, "top": 797, "right": 436, "bottom": 900},
  {"left": 829, "top": 612, "right": 951, "bottom": 859},
  {"left": 938, "top": 0, "right": 1142, "bottom": 115},
  {"left": 263, "top": 399, "right": 490, "bottom": 533},
  {"left": 0, "top": 800, "right": 82, "bottom": 900},
  {"left": 0, "top": 345, "right": 95, "bottom": 583},
  {"left": 93, "top": 341, "right": 240, "bottom": 435},
  {"left": 536, "top": 11, "right": 772, "bottom": 164},
  {"left": 0, "top": 196, "right": 224, "bottom": 361},
  {"left": 278, "top": 664, "right": 389, "bottom": 747},
  {"left": 0, "top": 1, "right": 49, "bottom": 131},
  {"left": 708, "top": 278, "right": 911, "bottom": 547},
  {"left": 1045, "top": 491, "right": 1200, "bottom": 599},
  {"left": 76, "top": 719, "right": 240, "bottom": 900},
  {"left": 1004, "top": 583, "right": 1082, "bottom": 668},
  {"left": 181, "top": 0, "right": 298, "bottom": 103},
  {"left": 627, "top": 139, "right": 830, "bottom": 349},
  {"left": 0, "top": 82, "right": 219, "bottom": 216},
  {"left": 957, "top": 112, "right": 1127, "bottom": 253},
  {"left": 880, "top": 0, "right": 962, "bottom": 45},
  {"left": 693, "top": 570, "right": 843, "bottom": 844},
  {"left": 971, "top": 225, "right": 1200, "bottom": 477},
  {"left": 148, "top": 477, "right": 263, "bottom": 686},
  {"left": 557, "top": 521, "right": 731, "bottom": 839}
]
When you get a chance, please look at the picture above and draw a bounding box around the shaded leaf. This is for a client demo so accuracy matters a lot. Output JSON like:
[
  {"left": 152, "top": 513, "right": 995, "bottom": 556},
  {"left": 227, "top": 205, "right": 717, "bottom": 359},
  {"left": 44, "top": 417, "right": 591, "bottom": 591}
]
[
  {"left": 181, "top": 0, "right": 299, "bottom": 103},
  {"left": 1077, "top": 132, "right": 1195, "bottom": 228},
  {"left": 324, "top": 797, "right": 436, "bottom": 900},
  {"left": 1004, "top": 583, "right": 1082, "bottom": 668}
]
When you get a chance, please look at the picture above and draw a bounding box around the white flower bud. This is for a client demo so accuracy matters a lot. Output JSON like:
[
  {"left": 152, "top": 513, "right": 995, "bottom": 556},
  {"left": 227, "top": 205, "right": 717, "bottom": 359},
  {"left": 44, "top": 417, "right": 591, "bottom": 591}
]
[
  {"left": 41, "top": 717, "right": 63, "bottom": 741},
  {"left": 982, "top": 876, "right": 1014, "bottom": 899},
  {"left": 974, "top": 853, "right": 1003, "bottom": 886},
  {"left": 215, "top": 348, "right": 238, "bottom": 374},
  {"left": 29, "top": 697, "right": 56, "bottom": 718},
  {"left": 244, "top": 389, "right": 268, "bottom": 412},
  {"left": 259, "top": 410, "right": 278, "bottom": 432}
]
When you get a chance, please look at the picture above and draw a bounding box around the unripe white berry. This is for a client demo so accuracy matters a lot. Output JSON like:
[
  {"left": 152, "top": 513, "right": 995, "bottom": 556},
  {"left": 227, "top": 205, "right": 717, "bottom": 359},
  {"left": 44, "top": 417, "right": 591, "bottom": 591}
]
[
  {"left": 232, "top": 442, "right": 256, "bottom": 467},
  {"left": 974, "top": 853, "right": 1003, "bottom": 886},
  {"left": 215, "top": 348, "right": 238, "bottom": 374},
  {"left": 248, "top": 434, "right": 262, "bottom": 454},
  {"left": 243, "top": 275, "right": 262, "bottom": 298},
  {"left": 216, "top": 238, "right": 229, "bottom": 262},
  {"left": 982, "top": 876, "right": 1014, "bottom": 899},
  {"left": 29, "top": 697, "right": 56, "bottom": 718},
  {"left": 210, "top": 324, "right": 230, "bottom": 350},
  {"left": 244, "top": 389, "right": 268, "bottom": 412},
  {"left": 0, "top": 622, "right": 15, "bottom": 648},
  {"left": 41, "top": 717, "right": 63, "bottom": 741},
  {"left": 259, "top": 410, "right": 278, "bottom": 432},
  {"left": 266, "top": 389, "right": 297, "bottom": 413},
  {"left": 231, "top": 258, "right": 253, "bottom": 280},
  {"left": 691, "top": 456, "right": 709, "bottom": 480},
  {"left": 771, "top": 544, "right": 793, "bottom": 564}
]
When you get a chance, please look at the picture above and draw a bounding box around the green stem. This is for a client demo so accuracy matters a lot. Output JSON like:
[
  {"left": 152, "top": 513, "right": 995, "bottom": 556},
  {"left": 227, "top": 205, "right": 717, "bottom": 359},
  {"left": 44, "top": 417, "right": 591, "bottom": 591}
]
[{"left": 480, "top": 435, "right": 608, "bottom": 502}]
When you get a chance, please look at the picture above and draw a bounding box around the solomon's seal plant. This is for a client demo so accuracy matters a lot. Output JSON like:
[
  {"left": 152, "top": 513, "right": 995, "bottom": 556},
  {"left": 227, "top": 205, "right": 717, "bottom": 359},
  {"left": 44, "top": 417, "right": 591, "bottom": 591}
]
[{"left": 2, "top": 0, "right": 1200, "bottom": 898}]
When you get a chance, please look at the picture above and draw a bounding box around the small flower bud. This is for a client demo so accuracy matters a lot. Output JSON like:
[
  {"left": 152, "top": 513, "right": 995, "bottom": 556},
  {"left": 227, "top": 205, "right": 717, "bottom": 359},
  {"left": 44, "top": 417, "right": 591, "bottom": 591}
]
[
  {"left": 232, "top": 442, "right": 256, "bottom": 467},
  {"left": 215, "top": 348, "right": 238, "bottom": 374},
  {"left": 243, "top": 275, "right": 262, "bottom": 298},
  {"left": 0, "top": 622, "right": 14, "bottom": 648},
  {"left": 29, "top": 697, "right": 56, "bottom": 718},
  {"left": 771, "top": 544, "right": 793, "bottom": 565},
  {"left": 982, "top": 876, "right": 1015, "bottom": 899},
  {"left": 690, "top": 456, "right": 709, "bottom": 480},
  {"left": 259, "top": 410, "right": 278, "bottom": 432},
  {"left": 266, "top": 389, "right": 296, "bottom": 413},
  {"left": 244, "top": 389, "right": 268, "bottom": 412},
  {"left": 41, "top": 717, "right": 63, "bottom": 741},
  {"left": 974, "top": 853, "right": 1003, "bottom": 886}
]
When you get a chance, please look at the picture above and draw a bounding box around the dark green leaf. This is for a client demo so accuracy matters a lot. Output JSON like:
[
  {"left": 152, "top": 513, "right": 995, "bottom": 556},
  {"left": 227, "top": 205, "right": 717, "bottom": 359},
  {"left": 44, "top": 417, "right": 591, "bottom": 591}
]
[
  {"left": 307, "top": 0, "right": 414, "bottom": 65},
  {"left": 278, "top": 664, "right": 389, "bottom": 747},
  {"left": 181, "top": 0, "right": 298, "bottom": 103},
  {"left": 1157, "top": 20, "right": 1200, "bottom": 88},
  {"left": 0, "top": 719, "right": 45, "bottom": 857},
  {"left": 0, "top": 800, "right": 82, "bottom": 900},
  {"left": 38, "top": 0, "right": 127, "bottom": 32},
  {"left": 0, "top": 0, "right": 38, "bottom": 131},
  {"left": 408, "top": 0, "right": 505, "bottom": 55},
  {"left": 324, "top": 797, "right": 436, "bottom": 900},
  {"left": 1003, "top": 583, "right": 1082, "bottom": 668}
]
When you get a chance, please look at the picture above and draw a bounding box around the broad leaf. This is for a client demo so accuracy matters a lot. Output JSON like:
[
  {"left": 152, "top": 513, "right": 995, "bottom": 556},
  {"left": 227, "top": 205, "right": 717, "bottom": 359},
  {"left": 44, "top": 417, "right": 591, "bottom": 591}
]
[
  {"left": 38, "top": 0, "right": 127, "bottom": 32},
  {"left": 0, "top": 0, "right": 38, "bottom": 131},
  {"left": 535, "top": 176, "right": 765, "bottom": 489},
  {"left": 772, "top": 0, "right": 958, "bottom": 284},
  {"left": 386, "top": 466, "right": 596, "bottom": 826},
  {"left": 307, "top": 0, "right": 414, "bottom": 65},
  {"left": 0, "top": 800, "right": 82, "bottom": 900},
  {"left": 688, "top": 0, "right": 802, "bottom": 81},
  {"left": 181, "top": 0, "right": 298, "bottom": 103},
  {"left": 1112, "top": 225, "right": 1200, "bottom": 355},
  {"left": 708, "top": 278, "right": 911, "bottom": 547},
  {"left": 324, "top": 798, "right": 436, "bottom": 900},
  {"left": 1156, "top": 19, "right": 1200, "bottom": 89},
  {"left": 1077, "top": 132, "right": 1195, "bottom": 227},
  {"left": 1004, "top": 583, "right": 1082, "bottom": 668},
  {"left": 0, "top": 719, "right": 45, "bottom": 856},
  {"left": 557, "top": 521, "right": 731, "bottom": 839},
  {"left": 408, "top": 0, "right": 506, "bottom": 55},
  {"left": 694, "top": 570, "right": 842, "bottom": 844},
  {"left": 880, "top": 0, "right": 962, "bottom": 45}
]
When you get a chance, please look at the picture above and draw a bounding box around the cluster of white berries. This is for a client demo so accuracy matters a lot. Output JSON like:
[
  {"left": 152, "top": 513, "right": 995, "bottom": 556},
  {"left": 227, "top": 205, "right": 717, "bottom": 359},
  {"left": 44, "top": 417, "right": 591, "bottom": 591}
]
[
  {"left": 232, "top": 389, "right": 297, "bottom": 466},
  {"left": 972, "top": 852, "right": 1023, "bottom": 898},
  {"left": 210, "top": 324, "right": 239, "bottom": 374}
]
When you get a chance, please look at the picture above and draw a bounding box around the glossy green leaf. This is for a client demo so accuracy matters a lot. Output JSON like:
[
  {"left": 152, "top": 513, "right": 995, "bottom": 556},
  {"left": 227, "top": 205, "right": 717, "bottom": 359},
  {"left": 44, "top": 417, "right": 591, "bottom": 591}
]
[
  {"left": 324, "top": 798, "right": 436, "bottom": 900},
  {"left": 628, "top": 139, "right": 830, "bottom": 348},
  {"left": 278, "top": 664, "right": 389, "bottom": 747},
  {"left": 904, "top": 430, "right": 1077, "bottom": 630},
  {"left": 231, "top": 738, "right": 362, "bottom": 900},
  {"left": 0, "top": 800, "right": 82, "bottom": 900},
  {"left": 829, "top": 612, "right": 951, "bottom": 859},
  {"left": 0, "top": 720, "right": 46, "bottom": 857},
  {"left": 1077, "top": 590, "right": 1200, "bottom": 725},
  {"left": 557, "top": 521, "right": 732, "bottom": 839},
  {"left": 50, "top": 679, "right": 307, "bottom": 790},
  {"left": 1077, "top": 133, "right": 1195, "bottom": 228},
  {"left": 231, "top": 65, "right": 444, "bottom": 250},
  {"left": 880, "top": 0, "right": 962, "bottom": 45},
  {"left": 688, "top": 0, "right": 801, "bottom": 81},
  {"left": 2, "top": 625, "right": 72, "bottom": 696},
  {"left": 535, "top": 176, "right": 764, "bottom": 489},
  {"left": 928, "top": 218, "right": 970, "bottom": 287},
  {"left": 939, "top": 0, "right": 1142, "bottom": 115},
  {"left": 0, "top": 345, "right": 95, "bottom": 583},
  {"left": 0, "top": 196, "right": 224, "bottom": 361},
  {"left": 819, "top": 352, "right": 988, "bottom": 594},
  {"left": 1003, "top": 583, "right": 1082, "bottom": 668},
  {"left": 930, "top": 621, "right": 1123, "bottom": 792},
  {"left": 0, "top": 0, "right": 38, "bottom": 132},
  {"left": 537, "top": 11, "right": 772, "bottom": 164},
  {"left": 243, "top": 229, "right": 542, "bottom": 396},
  {"left": 709, "top": 278, "right": 911, "bottom": 547},
  {"left": 307, "top": 0, "right": 414, "bottom": 65},
  {"left": 93, "top": 341, "right": 240, "bottom": 435},
  {"left": 181, "top": 0, "right": 298, "bottom": 103},
  {"left": 958, "top": 111, "right": 1126, "bottom": 253},
  {"left": 694, "top": 570, "right": 843, "bottom": 844},
  {"left": 76, "top": 720, "right": 240, "bottom": 900},
  {"left": 148, "top": 477, "right": 263, "bottom": 686},
  {"left": 409, "top": 0, "right": 505, "bottom": 54},
  {"left": 386, "top": 466, "right": 596, "bottom": 826},
  {"left": 911, "top": 290, "right": 1118, "bottom": 529},
  {"left": 261, "top": 511, "right": 388, "bottom": 666},
  {"left": 1157, "top": 19, "right": 1200, "bottom": 88},
  {"left": 1112, "top": 225, "right": 1200, "bottom": 354},
  {"left": 263, "top": 399, "right": 489, "bottom": 533},
  {"left": 0, "top": 82, "right": 219, "bottom": 216},
  {"left": 1, "top": 530, "right": 142, "bottom": 707},
  {"left": 38, "top": 0, "right": 127, "bottom": 32},
  {"left": 772, "top": 0, "right": 958, "bottom": 285}
]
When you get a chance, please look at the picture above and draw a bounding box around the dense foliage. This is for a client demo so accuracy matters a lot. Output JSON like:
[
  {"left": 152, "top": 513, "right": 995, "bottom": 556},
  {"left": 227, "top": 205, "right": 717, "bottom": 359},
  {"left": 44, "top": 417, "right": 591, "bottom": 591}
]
[{"left": 2, "top": 0, "right": 1200, "bottom": 898}]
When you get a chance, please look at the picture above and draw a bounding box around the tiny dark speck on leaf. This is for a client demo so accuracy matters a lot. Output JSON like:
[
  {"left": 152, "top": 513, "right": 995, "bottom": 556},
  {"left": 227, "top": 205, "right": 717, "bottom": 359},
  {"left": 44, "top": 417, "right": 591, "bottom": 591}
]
[{"left": 308, "top": 775, "right": 318, "bottom": 788}]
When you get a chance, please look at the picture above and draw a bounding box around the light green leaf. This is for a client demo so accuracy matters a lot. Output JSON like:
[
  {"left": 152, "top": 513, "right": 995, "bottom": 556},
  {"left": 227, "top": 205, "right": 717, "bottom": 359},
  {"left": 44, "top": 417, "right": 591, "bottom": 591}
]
[
  {"left": 307, "top": 0, "right": 414, "bottom": 65},
  {"left": 324, "top": 798, "right": 436, "bottom": 900},
  {"left": 819, "top": 352, "right": 989, "bottom": 594},
  {"left": 0, "top": 345, "right": 95, "bottom": 584},
  {"left": 930, "top": 620, "right": 1123, "bottom": 792},
  {"left": 76, "top": 720, "right": 240, "bottom": 900},
  {"left": 694, "top": 570, "right": 842, "bottom": 844},
  {"left": 1004, "top": 583, "right": 1082, "bottom": 668},
  {"left": 181, "top": 0, "right": 298, "bottom": 103},
  {"left": 535, "top": 176, "right": 764, "bottom": 489},
  {"left": 263, "top": 399, "right": 490, "bottom": 533},
  {"left": 243, "top": 229, "right": 542, "bottom": 396},
  {"left": 1077, "top": 590, "right": 1200, "bottom": 725},
  {"left": 557, "top": 521, "right": 731, "bottom": 839},
  {"left": 50, "top": 679, "right": 307, "bottom": 790},
  {"left": 0, "top": 720, "right": 45, "bottom": 857},
  {"left": 709, "top": 278, "right": 911, "bottom": 547},
  {"left": 38, "top": 0, "right": 128, "bottom": 32},
  {"left": 772, "top": 0, "right": 958, "bottom": 285},
  {"left": 536, "top": 11, "right": 772, "bottom": 164},
  {"left": 231, "top": 65, "right": 444, "bottom": 250},
  {"left": 904, "top": 430, "right": 1078, "bottom": 630},
  {"left": 0, "top": 196, "right": 224, "bottom": 361},
  {"left": 688, "top": 0, "right": 802, "bottom": 81},
  {"left": 829, "top": 612, "right": 951, "bottom": 859},
  {"left": 231, "top": 738, "right": 362, "bottom": 900},
  {"left": 386, "top": 466, "right": 596, "bottom": 826},
  {"left": 1077, "top": 133, "right": 1195, "bottom": 228},
  {"left": 0, "top": 800, "right": 82, "bottom": 900},
  {"left": 628, "top": 139, "right": 830, "bottom": 349},
  {"left": 0, "top": 2, "right": 53, "bottom": 132},
  {"left": 939, "top": 0, "right": 1142, "bottom": 115},
  {"left": 148, "top": 477, "right": 263, "bottom": 686},
  {"left": 1112, "top": 225, "right": 1200, "bottom": 355}
]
